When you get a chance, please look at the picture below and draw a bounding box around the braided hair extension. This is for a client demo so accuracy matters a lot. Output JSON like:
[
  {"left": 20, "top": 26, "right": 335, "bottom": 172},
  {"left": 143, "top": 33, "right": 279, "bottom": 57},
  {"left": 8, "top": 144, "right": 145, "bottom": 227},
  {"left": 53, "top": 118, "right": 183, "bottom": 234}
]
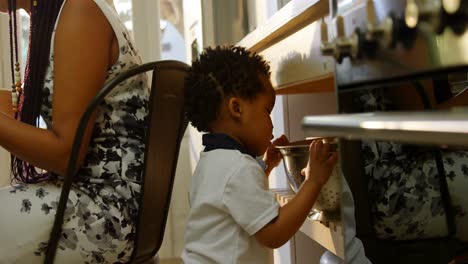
[{"left": 8, "top": 0, "right": 64, "bottom": 183}]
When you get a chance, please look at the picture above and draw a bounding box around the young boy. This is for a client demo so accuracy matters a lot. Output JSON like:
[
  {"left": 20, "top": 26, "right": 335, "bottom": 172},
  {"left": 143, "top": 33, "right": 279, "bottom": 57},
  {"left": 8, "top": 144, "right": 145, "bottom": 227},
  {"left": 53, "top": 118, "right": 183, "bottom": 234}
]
[{"left": 182, "top": 45, "right": 338, "bottom": 263}]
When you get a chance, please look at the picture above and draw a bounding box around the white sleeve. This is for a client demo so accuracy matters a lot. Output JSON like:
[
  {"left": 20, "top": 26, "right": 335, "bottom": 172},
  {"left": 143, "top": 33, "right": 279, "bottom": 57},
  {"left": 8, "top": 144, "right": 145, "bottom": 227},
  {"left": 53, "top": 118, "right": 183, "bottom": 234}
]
[{"left": 222, "top": 160, "right": 280, "bottom": 236}]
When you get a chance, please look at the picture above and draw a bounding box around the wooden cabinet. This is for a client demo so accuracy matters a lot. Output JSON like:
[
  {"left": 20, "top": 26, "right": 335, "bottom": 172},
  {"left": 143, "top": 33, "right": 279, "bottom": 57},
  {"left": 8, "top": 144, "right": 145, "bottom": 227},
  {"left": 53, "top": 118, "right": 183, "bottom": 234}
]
[{"left": 238, "top": 0, "right": 334, "bottom": 95}]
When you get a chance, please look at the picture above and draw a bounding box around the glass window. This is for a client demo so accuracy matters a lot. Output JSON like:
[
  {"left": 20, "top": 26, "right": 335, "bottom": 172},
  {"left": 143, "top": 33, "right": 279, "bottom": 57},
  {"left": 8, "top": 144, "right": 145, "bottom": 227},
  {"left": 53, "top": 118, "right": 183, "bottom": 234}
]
[{"left": 160, "top": 0, "right": 187, "bottom": 62}]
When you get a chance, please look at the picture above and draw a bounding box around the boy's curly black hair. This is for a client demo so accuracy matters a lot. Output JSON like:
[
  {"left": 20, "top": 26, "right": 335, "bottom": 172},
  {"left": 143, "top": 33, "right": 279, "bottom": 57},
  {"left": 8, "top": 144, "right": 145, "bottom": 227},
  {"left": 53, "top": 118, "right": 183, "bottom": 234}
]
[{"left": 184, "top": 45, "right": 271, "bottom": 132}]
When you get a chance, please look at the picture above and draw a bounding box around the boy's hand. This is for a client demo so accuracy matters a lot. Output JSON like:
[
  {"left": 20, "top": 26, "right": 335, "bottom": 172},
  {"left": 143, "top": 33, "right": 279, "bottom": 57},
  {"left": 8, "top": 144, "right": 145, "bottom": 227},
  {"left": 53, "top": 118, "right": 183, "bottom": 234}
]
[
  {"left": 256, "top": 139, "right": 338, "bottom": 249},
  {"left": 263, "top": 135, "right": 289, "bottom": 176},
  {"left": 301, "top": 140, "right": 338, "bottom": 188}
]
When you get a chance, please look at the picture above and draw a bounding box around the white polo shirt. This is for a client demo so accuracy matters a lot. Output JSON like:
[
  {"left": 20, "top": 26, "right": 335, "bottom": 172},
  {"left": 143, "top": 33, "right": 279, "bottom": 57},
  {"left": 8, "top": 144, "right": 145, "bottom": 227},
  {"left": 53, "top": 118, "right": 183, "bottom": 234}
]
[{"left": 182, "top": 149, "right": 280, "bottom": 264}]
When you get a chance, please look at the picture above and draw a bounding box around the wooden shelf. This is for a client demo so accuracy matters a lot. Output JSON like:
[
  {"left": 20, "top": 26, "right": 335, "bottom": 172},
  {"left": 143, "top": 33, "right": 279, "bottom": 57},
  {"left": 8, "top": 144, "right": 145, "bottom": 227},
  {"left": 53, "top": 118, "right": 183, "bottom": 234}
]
[
  {"left": 238, "top": 0, "right": 328, "bottom": 53},
  {"left": 270, "top": 188, "right": 345, "bottom": 259},
  {"left": 275, "top": 73, "right": 335, "bottom": 95},
  {"left": 302, "top": 110, "right": 468, "bottom": 147}
]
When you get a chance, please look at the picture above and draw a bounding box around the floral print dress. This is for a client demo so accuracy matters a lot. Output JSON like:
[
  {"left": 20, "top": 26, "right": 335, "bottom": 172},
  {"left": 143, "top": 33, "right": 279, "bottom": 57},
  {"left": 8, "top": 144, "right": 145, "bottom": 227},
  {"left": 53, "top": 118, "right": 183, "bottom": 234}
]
[
  {"left": 355, "top": 88, "right": 468, "bottom": 241},
  {"left": 0, "top": 0, "right": 149, "bottom": 263}
]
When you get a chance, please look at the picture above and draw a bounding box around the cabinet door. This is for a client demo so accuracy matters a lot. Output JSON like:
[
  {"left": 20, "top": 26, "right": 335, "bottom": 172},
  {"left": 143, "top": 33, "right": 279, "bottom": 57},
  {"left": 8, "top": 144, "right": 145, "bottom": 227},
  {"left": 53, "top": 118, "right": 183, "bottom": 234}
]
[{"left": 294, "top": 232, "right": 327, "bottom": 264}]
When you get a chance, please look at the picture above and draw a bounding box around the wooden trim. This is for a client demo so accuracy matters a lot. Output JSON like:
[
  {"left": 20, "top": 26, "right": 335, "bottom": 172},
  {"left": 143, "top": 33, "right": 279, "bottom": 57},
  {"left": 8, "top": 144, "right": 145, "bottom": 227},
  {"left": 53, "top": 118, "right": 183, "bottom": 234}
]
[
  {"left": 275, "top": 73, "right": 335, "bottom": 95},
  {"left": 238, "top": 0, "right": 329, "bottom": 53}
]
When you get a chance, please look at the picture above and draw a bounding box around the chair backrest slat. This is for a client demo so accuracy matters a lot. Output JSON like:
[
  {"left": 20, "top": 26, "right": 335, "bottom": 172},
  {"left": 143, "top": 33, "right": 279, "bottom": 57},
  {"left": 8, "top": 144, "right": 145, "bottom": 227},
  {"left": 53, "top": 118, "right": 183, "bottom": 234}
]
[{"left": 131, "top": 60, "right": 189, "bottom": 262}]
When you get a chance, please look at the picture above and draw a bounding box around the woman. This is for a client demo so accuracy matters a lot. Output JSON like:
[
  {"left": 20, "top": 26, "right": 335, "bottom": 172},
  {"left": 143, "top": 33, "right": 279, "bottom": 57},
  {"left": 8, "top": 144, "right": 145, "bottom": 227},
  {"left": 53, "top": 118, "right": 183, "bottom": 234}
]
[
  {"left": 0, "top": 0, "right": 149, "bottom": 262},
  {"left": 356, "top": 80, "right": 468, "bottom": 240},
  {"left": 354, "top": 78, "right": 468, "bottom": 261}
]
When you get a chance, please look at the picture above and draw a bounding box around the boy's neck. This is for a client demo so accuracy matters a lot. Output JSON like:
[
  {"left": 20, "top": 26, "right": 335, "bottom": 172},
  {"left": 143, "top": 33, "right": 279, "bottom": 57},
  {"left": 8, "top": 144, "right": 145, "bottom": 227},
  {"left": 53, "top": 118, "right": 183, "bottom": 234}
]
[
  {"left": 202, "top": 133, "right": 255, "bottom": 158},
  {"left": 208, "top": 129, "right": 244, "bottom": 148},
  {"left": 208, "top": 106, "right": 250, "bottom": 155}
]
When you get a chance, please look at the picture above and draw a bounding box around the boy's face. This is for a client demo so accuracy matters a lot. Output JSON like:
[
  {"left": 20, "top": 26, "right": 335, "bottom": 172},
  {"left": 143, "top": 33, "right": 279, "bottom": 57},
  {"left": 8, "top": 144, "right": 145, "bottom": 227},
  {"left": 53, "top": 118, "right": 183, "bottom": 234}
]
[{"left": 237, "top": 74, "right": 276, "bottom": 157}]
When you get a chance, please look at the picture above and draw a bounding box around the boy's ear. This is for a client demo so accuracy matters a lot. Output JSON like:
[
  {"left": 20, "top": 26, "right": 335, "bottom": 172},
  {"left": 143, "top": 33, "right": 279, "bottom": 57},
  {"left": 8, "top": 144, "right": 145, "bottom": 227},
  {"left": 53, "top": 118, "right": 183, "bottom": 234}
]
[{"left": 227, "top": 97, "right": 242, "bottom": 119}]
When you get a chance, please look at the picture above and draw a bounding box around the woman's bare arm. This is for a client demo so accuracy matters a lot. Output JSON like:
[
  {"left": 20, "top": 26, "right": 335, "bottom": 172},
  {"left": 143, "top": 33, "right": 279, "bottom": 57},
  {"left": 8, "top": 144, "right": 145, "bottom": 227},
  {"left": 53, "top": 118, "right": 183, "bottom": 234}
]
[{"left": 0, "top": 0, "right": 116, "bottom": 175}]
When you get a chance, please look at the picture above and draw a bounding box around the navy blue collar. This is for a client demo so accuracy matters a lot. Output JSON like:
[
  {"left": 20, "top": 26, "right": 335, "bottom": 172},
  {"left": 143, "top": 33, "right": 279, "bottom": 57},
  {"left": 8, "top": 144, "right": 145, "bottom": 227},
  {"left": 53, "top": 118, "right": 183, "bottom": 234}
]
[{"left": 202, "top": 133, "right": 255, "bottom": 158}]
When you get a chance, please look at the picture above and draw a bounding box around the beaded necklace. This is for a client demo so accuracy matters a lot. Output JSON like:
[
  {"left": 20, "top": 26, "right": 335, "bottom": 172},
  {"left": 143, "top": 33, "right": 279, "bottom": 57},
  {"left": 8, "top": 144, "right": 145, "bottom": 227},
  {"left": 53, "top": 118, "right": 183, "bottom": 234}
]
[
  {"left": 7, "top": 0, "right": 21, "bottom": 114},
  {"left": 7, "top": 0, "right": 38, "bottom": 115}
]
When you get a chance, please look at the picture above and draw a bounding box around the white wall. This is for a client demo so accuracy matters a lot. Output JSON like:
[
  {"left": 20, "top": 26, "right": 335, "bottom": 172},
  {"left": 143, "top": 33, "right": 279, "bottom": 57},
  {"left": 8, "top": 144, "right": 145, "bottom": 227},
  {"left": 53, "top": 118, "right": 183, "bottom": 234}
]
[{"left": 285, "top": 93, "right": 337, "bottom": 141}]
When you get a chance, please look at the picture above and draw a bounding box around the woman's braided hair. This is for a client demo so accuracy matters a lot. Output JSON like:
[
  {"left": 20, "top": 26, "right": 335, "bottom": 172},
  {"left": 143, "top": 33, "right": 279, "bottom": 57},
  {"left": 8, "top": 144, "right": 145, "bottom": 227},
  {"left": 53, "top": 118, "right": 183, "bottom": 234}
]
[{"left": 9, "top": 0, "right": 64, "bottom": 183}]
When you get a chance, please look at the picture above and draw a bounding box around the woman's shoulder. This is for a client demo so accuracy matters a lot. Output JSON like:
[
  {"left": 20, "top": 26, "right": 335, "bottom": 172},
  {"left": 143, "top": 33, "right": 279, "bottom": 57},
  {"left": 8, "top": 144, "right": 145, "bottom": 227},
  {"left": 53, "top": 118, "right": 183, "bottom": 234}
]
[
  {"left": 65, "top": 0, "right": 105, "bottom": 10},
  {"left": 56, "top": 0, "right": 114, "bottom": 44},
  {"left": 60, "top": 0, "right": 113, "bottom": 26}
]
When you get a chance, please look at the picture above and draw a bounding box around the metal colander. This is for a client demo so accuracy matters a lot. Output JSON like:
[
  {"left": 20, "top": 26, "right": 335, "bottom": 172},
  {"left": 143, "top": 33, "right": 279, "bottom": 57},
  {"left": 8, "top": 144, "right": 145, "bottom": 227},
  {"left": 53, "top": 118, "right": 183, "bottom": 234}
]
[{"left": 276, "top": 139, "right": 341, "bottom": 211}]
